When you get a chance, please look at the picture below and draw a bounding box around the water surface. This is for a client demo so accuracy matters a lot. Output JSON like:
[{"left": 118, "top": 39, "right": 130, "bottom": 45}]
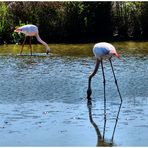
[{"left": 0, "top": 42, "right": 147, "bottom": 146}]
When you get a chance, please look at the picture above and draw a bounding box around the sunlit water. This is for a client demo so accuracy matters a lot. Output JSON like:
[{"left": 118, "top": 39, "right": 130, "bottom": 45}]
[{"left": 0, "top": 42, "right": 147, "bottom": 146}]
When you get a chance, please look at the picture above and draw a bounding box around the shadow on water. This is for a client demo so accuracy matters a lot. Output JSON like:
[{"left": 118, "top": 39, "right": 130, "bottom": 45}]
[{"left": 87, "top": 97, "right": 122, "bottom": 146}]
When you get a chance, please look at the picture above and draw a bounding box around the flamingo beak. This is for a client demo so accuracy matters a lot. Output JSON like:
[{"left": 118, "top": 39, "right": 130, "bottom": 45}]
[
  {"left": 14, "top": 29, "right": 18, "bottom": 32},
  {"left": 114, "top": 52, "right": 120, "bottom": 59},
  {"left": 14, "top": 28, "right": 22, "bottom": 33}
]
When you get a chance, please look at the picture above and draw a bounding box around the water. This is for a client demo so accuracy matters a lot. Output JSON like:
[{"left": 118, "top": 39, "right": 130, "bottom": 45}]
[{"left": 0, "top": 42, "right": 147, "bottom": 146}]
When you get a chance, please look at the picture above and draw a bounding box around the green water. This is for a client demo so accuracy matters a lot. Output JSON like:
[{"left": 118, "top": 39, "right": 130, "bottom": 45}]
[
  {"left": 1, "top": 41, "right": 148, "bottom": 56},
  {"left": 0, "top": 42, "right": 147, "bottom": 146}
]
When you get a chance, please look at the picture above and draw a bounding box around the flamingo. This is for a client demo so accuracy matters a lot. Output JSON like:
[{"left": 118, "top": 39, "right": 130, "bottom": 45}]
[
  {"left": 14, "top": 24, "right": 50, "bottom": 55},
  {"left": 87, "top": 42, "right": 123, "bottom": 138}
]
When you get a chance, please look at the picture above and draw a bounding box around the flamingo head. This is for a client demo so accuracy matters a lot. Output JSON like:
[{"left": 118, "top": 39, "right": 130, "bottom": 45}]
[
  {"left": 46, "top": 48, "right": 50, "bottom": 54},
  {"left": 110, "top": 48, "right": 120, "bottom": 59},
  {"left": 14, "top": 27, "right": 22, "bottom": 33},
  {"left": 113, "top": 52, "right": 120, "bottom": 59}
]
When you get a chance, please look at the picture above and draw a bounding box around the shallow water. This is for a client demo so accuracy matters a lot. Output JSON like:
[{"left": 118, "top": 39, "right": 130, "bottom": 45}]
[{"left": 0, "top": 42, "right": 148, "bottom": 146}]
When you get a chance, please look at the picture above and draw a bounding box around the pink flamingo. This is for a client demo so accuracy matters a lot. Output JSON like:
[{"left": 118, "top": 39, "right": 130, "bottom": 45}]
[
  {"left": 14, "top": 24, "right": 50, "bottom": 55},
  {"left": 87, "top": 42, "right": 123, "bottom": 138}
]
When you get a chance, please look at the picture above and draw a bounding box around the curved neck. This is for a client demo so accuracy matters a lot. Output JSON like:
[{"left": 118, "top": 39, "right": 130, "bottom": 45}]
[{"left": 35, "top": 34, "right": 50, "bottom": 51}]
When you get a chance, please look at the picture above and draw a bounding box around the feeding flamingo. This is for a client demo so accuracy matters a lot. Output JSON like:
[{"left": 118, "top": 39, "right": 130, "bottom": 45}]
[
  {"left": 87, "top": 42, "right": 123, "bottom": 138},
  {"left": 14, "top": 24, "right": 50, "bottom": 55}
]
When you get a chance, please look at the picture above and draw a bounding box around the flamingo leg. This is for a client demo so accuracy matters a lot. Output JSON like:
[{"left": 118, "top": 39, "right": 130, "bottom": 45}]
[
  {"left": 111, "top": 101, "right": 122, "bottom": 143},
  {"left": 109, "top": 59, "right": 123, "bottom": 103},
  {"left": 101, "top": 60, "right": 106, "bottom": 140},
  {"left": 87, "top": 58, "right": 100, "bottom": 99},
  {"left": 29, "top": 36, "right": 32, "bottom": 55},
  {"left": 20, "top": 36, "right": 26, "bottom": 55},
  {"left": 109, "top": 58, "right": 123, "bottom": 143}
]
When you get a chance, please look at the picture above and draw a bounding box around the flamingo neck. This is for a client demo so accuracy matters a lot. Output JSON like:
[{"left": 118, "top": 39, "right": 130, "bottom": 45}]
[{"left": 35, "top": 34, "right": 50, "bottom": 51}]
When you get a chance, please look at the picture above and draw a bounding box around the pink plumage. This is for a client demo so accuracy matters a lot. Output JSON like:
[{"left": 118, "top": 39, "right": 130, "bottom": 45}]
[
  {"left": 93, "top": 42, "right": 120, "bottom": 59},
  {"left": 14, "top": 24, "right": 50, "bottom": 55}
]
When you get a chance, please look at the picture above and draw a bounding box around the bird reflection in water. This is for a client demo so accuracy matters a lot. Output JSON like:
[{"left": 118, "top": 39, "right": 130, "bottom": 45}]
[{"left": 87, "top": 98, "right": 122, "bottom": 146}]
